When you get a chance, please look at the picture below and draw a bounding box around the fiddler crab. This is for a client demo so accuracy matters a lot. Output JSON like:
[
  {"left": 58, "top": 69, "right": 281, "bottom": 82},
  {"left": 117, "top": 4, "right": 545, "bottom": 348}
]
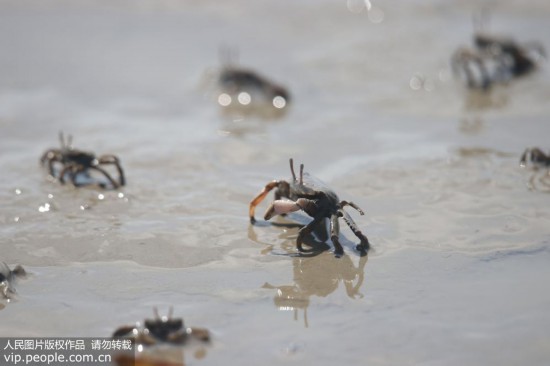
[
  {"left": 218, "top": 67, "right": 290, "bottom": 110},
  {"left": 520, "top": 148, "right": 550, "bottom": 169},
  {"left": 249, "top": 158, "right": 370, "bottom": 257},
  {"left": 0, "top": 262, "right": 26, "bottom": 300},
  {"left": 40, "top": 132, "right": 126, "bottom": 189},
  {"left": 451, "top": 15, "right": 545, "bottom": 90},
  {"left": 215, "top": 48, "right": 290, "bottom": 112},
  {"left": 112, "top": 307, "right": 210, "bottom": 346}
]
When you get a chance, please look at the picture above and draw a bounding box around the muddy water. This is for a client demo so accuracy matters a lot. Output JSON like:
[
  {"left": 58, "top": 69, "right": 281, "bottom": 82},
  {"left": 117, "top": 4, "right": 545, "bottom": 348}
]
[{"left": 1, "top": 1, "right": 550, "bottom": 365}]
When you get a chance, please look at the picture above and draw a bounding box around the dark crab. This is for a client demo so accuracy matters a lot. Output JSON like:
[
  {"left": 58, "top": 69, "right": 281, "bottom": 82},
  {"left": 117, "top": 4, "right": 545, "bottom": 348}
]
[
  {"left": 0, "top": 262, "right": 26, "bottom": 299},
  {"left": 40, "top": 132, "right": 125, "bottom": 189},
  {"left": 520, "top": 148, "right": 550, "bottom": 169},
  {"left": 249, "top": 159, "right": 370, "bottom": 257},
  {"left": 474, "top": 33, "right": 545, "bottom": 78},
  {"left": 451, "top": 14, "right": 545, "bottom": 90},
  {"left": 113, "top": 307, "right": 210, "bottom": 346},
  {"left": 218, "top": 67, "right": 290, "bottom": 109}
]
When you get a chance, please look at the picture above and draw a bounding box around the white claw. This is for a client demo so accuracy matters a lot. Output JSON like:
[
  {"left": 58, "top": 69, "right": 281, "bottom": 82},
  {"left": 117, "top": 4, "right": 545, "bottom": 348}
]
[
  {"left": 274, "top": 200, "right": 301, "bottom": 215},
  {"left": 264, "top": 199, "right": 301, "bottom": 220}
]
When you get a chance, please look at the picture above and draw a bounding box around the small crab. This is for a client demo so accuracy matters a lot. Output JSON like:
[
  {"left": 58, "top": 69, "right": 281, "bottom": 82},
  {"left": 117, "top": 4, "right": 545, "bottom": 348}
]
[
  {"left": 520, "top": 148, "right": 550, "bottom": 169},
  {"left": 40, "top": 132, "right": 125, "bottom": 189},
  {"left": 474, "top": 33, "right": 545, "bottom": 78},
  {"left": 0, "top": 262, "right": 26, "bottom": 300},
  {"left": 452, "top": 37, "right": 544, "bottom": 90},
  {"left": 215, "top": 46, "right": 290, "bottom": 111},
  {"left": 451, "top": 13, "right": 545, "bottom": 90},
  {"left": 249, "top": 159, "right": 370, "bottom": 257},
  {"left": 113, "top": 307, "right": 210, "bottom": 346},
  {"left": 218, "top": 67, "right": 290, "bottom": 109}
]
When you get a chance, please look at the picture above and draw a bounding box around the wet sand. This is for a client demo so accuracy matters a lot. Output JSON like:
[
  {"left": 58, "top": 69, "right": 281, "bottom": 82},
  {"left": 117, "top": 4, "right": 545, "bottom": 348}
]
[{"left": 1, "top": 0, "right": 550, "bottom": 365}]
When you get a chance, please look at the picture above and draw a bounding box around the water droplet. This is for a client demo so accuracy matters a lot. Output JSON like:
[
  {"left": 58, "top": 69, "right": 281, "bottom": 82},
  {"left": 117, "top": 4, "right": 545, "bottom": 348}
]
[
  {"left": 98, "top": 194, "right": 105, "bottom": 200},
  {"left": 47, "top": 193, "right": 54, "bottom": 199},
  {"left": 14, "top": 217, "right": 20, "bottom": 222},
  {"left": 14, "top": 189, "right": 21, "bottom": 195},
  {"left": 237, "top": 92, "right": 251, "bottom": 105},
  {"left": 217, "top": 93, "right": 232, "bottom": 107},
  {"left": 38, "top": 203, "right": 51, "bottom": 213},
  {"left": 273, "top": 96, "right": 287, "bottom": 109},
  {"left": 117, "top": 192, "right": 124, "bottom": 199}
]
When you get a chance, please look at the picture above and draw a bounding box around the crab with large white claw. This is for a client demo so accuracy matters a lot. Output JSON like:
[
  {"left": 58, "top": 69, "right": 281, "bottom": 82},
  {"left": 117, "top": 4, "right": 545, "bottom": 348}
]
[{"left": 249, "top": 158, "right": 370, "bottom": 257}]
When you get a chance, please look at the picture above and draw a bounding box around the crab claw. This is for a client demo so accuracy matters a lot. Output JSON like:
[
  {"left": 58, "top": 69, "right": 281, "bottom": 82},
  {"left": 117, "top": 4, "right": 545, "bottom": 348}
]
[{"left": 264, "top": 199, "right": 301, "bottom": 220}]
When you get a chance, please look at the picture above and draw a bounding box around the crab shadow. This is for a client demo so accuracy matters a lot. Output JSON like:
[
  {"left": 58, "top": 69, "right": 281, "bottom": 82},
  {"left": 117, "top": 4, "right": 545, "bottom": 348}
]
[
  {"left": 248, "top": 219, "right": 368, "bottom": 327},
  {"left": 262, "top": 250, "right": 368, "bottom": 327}
]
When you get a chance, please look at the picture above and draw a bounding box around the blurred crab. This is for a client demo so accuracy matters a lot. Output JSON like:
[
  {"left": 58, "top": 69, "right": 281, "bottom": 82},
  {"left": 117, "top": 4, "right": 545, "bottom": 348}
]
[
  {"left": 451, "top": 13, "right": 545, "bottom": 90},
  {"left": 214, "top": 47, "right": 290, "bottom": 113},
  {"left": 113, "top": 307, "right": 210, "bottom": 346},
  {"left": 249, "top": 158, "right": 370, "bottom": 257},
  {"left": 520, "top": 148, "right": 550, "bottom": 169},
  {"left": 0, "top": 262, "right": 26, "bottom": 300},
  {"left": 40, "top": 132, "right": 125, "bottom": 189},
  {"left": 113, "top": 308, "right": 210, "bottom": 366},
  {"left": 218, "top": 67, "right": 290, "bottom": 109}
]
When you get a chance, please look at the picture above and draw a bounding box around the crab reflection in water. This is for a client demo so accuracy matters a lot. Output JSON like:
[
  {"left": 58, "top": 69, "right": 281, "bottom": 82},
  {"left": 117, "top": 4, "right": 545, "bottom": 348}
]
[{"left": 263, "top": 251, "right": 367, "bottom": 328}]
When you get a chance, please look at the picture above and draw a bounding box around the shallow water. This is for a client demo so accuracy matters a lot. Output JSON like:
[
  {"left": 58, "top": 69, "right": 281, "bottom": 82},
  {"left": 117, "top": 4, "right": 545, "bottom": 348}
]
[{"left": 1, "top": 0, "right": 550, "bottom": 365}]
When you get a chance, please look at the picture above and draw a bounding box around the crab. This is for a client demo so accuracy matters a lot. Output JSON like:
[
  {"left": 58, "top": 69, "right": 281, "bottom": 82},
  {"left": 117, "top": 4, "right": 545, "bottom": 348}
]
[
  {"left": 0, "top": 262, "right": 26, "bottom": 300},
  {"left": 112, "top": 308, "right": 210, "bottom": 346},
  {"left": 474, "top": 33, "right": 545, "bottom": 78},
  {"left": 451, "top": 14, "right": 545, "bottom": 90},
  {"left": 520, "top": 148, "right": 550, "bottom": 169},
  {"left": 40, "top": 132, "right": 125, "bottom": 189},
  {"left": 249, "top": 158, "right": 370, "bottom": 257},
  {"left": 218, "top": 66, "right": 290, "bottom": 110}
]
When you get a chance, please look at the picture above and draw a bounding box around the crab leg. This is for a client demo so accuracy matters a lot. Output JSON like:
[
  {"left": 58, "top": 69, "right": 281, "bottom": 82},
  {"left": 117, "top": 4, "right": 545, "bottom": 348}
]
[
  {"left": 339, "top": 200, "right": 365, "bottom": 215},
  {"left": 296, "top": 215, "right": 324, "bottom": 253},
  {"left": 339, "top": 209, "right": 370, "bottom": 253},
  {"left": 473, "top": 55, "right": 491, "bottom": 89},
  {"left": 330, "top": 214, "right": 344, "bottom": 257},
  {"left": 48, "top": 157, "right": 59, "bottom": 177},
  {"left": 99, "top": 155, "right": 126, "bottom": 186},
  {"left": 299, "top": 164, "right": 304, "bottom": 185},
  {"left": 89, "top": 166, "right": 120, "bottom": 189},
  {"left": 59, "top": 163, "right": 76, "bottom": 184}
]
